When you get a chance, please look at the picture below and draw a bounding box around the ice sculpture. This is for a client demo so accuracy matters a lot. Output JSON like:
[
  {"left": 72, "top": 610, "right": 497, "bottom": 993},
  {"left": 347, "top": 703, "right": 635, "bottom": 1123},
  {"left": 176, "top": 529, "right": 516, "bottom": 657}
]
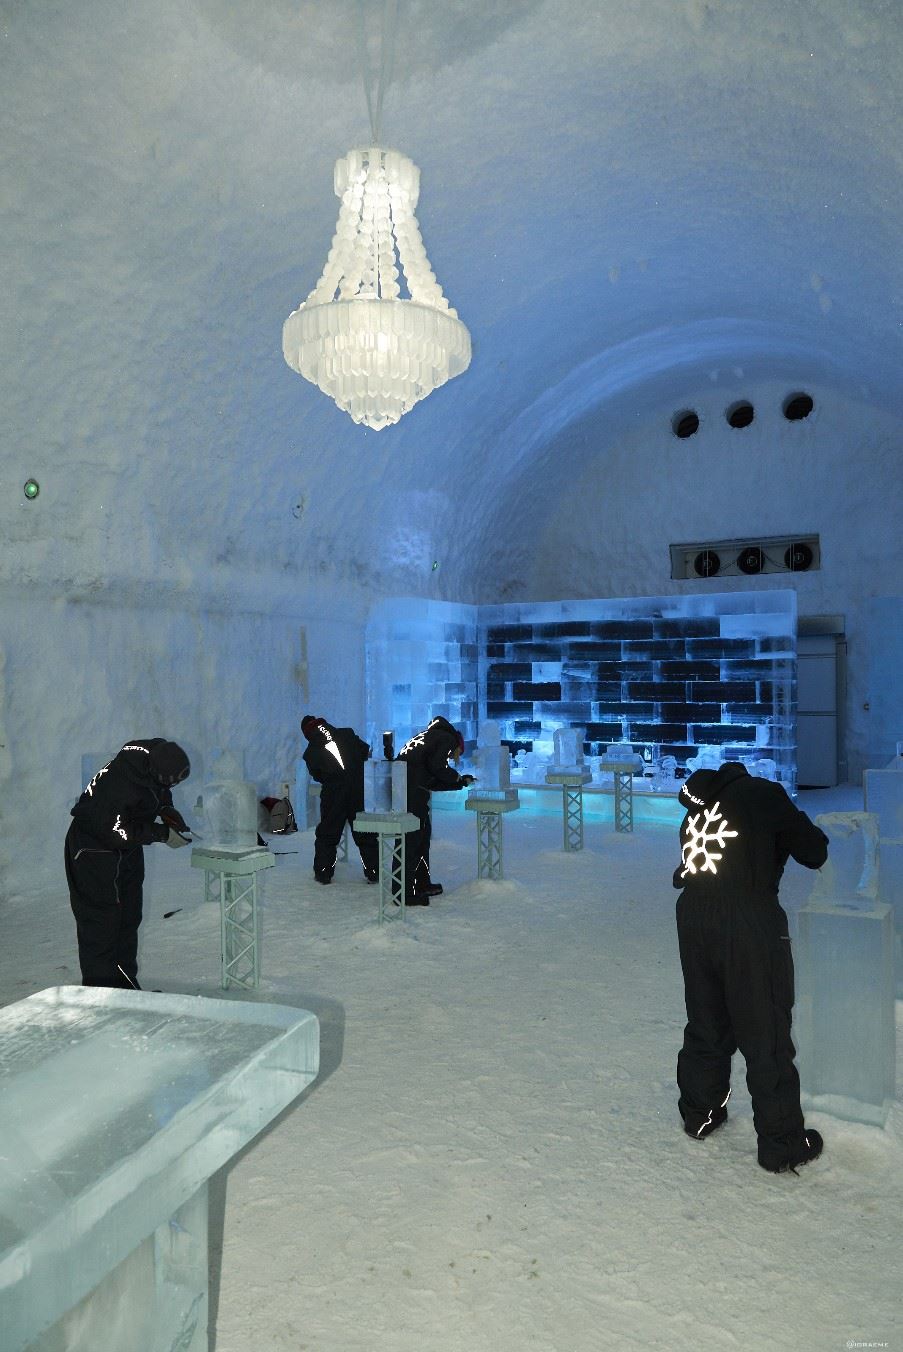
[
  {"left": 363, "top": 758, "right": 407, "bottom": 813},
  {"left": 796, "top": 812, "right": 895, "bottom": 1125},
  {"left": 753, "top": 758, "right": 777, "bottom": 781},
  {"left": 807, "top": 811, "right": 879, "bottom": 909},
  {"left": 0, "top": 986, "right": 319, "bottom": 1352},
  {"left": 553, "top": 727, "right": 586, "bottom": 773},
  {"left": 651, "top": 754, "right": 679, "bottom": 791},
  {"left": 685, "top": 746, "right": 722, "bottom": 773},
  {"left": 202, "top": 753, "right": 259, "bottom": 851},
  {"left": 474, "top": 720, "right": 514, "bottom": 795}
]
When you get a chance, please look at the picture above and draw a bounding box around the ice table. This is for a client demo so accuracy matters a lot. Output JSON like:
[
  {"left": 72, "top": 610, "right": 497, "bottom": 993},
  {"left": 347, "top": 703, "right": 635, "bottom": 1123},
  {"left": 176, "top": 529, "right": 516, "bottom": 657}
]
[
  {"left": 353, "top": 811, "right": 421, "bottom": 923},
  {"left": 545, "top": 770, "right": 592, "bottom": 851},
  {"left": 465, "top": 792, "right": 520, "bottom": 880},
  {"left": 190, "top": 845, "right": 275, "bottom": 989},
  {"left": 0, "top": 986, "right": 319, "bottom": 1352}
]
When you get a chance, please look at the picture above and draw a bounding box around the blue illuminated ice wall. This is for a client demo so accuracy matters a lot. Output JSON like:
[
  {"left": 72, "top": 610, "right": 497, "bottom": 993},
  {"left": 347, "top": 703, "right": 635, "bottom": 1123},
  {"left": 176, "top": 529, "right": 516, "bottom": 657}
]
[{"left": 366, "top": 591, "right": 797, "bottom": 787}]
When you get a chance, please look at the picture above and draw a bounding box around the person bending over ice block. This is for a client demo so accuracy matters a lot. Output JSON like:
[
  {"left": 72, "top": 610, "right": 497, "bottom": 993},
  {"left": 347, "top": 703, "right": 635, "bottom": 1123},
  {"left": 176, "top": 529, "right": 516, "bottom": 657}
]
[
  {"left": 397, "top": 716, "right": 474, "bottom": 905},
  {"left": 65, "top": 739, "right": 192, "bottom": 989},
  {"left": 673, "top": 760, "right": 828, "bottom": 1173},
  {"left": 301, "top": 714, "right": 379, "bottom": 886}
]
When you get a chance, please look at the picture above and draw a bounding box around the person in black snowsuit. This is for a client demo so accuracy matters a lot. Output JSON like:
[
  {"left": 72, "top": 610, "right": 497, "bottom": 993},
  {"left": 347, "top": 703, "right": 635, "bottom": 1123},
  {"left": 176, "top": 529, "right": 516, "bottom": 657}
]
[
  {"left": 396, "top": 716, "right": 474, "bottom": 905},
  {"left": 301, "top": 715, "right": 379, "bottom": 885},
  {"left": 65, "top": 739, "right": 192, "bottom": 989},
  {"left": 673, "top": 760, "right": 829, "bottom": 1173}
]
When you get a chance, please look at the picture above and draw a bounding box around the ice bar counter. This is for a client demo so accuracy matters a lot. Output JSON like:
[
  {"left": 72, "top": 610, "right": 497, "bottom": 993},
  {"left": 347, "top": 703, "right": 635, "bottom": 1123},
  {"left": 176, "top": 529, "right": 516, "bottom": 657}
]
[{"left": 0, "top": 986, "right": 320, "bottom": 1351}]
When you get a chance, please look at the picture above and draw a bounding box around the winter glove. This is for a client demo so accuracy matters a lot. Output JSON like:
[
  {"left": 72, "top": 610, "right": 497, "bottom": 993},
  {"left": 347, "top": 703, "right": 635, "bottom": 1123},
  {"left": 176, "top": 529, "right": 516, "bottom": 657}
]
[
  {"left": 164, "top": 827, "right": 191, "bottom": 849},
  {"left": 460, "top": 774, "right": 476, "bottom": 787},
  {"left": 159, "top": 806, "right": 190, "bottom": 834}
]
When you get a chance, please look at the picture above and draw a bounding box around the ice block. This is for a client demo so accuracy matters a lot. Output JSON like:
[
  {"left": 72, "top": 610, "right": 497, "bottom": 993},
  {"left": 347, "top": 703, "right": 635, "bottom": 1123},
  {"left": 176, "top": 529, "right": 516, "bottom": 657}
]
[
  {"left": 864, "top": 769, "right": 903, "bottom": 840},
  {"left": 0, "top": 987, "right": 319, "bottom": 1352},
  {"left": 796, "top": 902, "right": 895, "bottom": 1126}
]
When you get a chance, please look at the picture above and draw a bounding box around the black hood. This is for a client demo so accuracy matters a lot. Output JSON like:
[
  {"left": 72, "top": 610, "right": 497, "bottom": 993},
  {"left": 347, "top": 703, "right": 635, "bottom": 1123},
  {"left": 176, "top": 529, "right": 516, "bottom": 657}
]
[
  {"left": 678, "top": 761, "right": 748, "bottom": 811},
  {"left": 147, "top": 740, "right": 191, "bottom": 786}
]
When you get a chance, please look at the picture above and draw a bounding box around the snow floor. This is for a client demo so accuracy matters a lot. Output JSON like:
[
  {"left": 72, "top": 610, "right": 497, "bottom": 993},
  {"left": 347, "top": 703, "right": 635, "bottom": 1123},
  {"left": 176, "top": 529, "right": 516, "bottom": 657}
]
[{"left": 2, "top": 785, "right": 899, "bottom": 1351}]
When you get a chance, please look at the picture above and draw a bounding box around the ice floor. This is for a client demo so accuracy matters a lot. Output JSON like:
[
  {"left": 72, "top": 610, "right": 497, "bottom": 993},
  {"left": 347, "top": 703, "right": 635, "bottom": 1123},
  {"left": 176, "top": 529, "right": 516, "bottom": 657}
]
[{"left": 2, "top": 784, "right": 900, "bottom": 1352}]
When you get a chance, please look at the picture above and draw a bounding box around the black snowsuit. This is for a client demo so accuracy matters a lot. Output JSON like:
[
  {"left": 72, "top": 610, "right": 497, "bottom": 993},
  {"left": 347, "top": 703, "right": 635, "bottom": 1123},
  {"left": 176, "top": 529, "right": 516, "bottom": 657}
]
[
  {"left": 673, "top": 762, "right": 828, "bottom": 1170},
  {"left": 397, "top": 717, "right": 470, "bottom": 898},
  {"left": 65, "top": 740, "right": 177, "bottom": 988},
  {"left": 303, "top": 720, "right": 378, "bottom": 880}
]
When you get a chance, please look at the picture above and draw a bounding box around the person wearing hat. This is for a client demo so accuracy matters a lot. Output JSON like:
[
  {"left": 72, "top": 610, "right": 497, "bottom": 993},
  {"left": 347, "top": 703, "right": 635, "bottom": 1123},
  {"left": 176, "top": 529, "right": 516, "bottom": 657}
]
[
  {"left": 396, "top": 716, "right": 475, "bottom": 905},
  {"left": 65, "top": 738, "right": 192, "bottom": 989},
  {"left": 301, "top": 715, "right": 379, "bottom": 886}
]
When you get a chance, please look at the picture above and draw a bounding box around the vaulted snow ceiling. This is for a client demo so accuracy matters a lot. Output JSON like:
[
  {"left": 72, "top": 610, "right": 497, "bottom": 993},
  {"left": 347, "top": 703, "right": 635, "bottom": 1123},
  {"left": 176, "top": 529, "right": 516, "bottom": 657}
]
[{"left": 3, "top": 0, "right": 902, "bottom": 603}]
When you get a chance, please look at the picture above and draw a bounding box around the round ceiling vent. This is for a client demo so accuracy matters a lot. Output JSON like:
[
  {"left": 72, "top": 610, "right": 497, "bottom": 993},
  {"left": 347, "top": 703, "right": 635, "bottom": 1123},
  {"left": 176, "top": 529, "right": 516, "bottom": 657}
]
[
  {"left": 672, "top": 410, "right": 700, "bottom": 439},
  {"left": 783, "top": 392, "right": 814, "bottom": 421},
  {"left": 726, "top": 400, "right": 755, "bottom": 429}
]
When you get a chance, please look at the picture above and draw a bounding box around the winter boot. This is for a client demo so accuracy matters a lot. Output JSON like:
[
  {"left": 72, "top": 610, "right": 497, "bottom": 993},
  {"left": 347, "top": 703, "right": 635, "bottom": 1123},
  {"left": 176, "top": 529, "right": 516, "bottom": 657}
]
[{"left": 759, "top": 1128, "right": 823, "bottom": 1174}]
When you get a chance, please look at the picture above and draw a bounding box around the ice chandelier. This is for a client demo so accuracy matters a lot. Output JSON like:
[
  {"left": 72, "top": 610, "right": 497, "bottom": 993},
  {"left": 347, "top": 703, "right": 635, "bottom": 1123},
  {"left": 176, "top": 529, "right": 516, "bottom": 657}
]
[{"left": 281, "top": 4, "right": 471, "bottom": 430}]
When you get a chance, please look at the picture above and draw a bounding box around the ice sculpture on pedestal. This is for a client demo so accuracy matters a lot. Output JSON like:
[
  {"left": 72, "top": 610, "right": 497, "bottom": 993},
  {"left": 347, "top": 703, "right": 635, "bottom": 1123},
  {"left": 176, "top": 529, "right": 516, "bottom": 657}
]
[
  {"left": 796, "top": 812, "right": 895, "bottom": 1126},
  {"left": 553, "top": 726, "right": 586, "bottom": 774},
  {"left": 470, "top": 720, "right": 517, "bottom": 804},
  {"left": 363, "top": 758, "right": 408, "bottom": 814},
  {"left": 202, "top": 752, "right": 258, "bottom": 851},
  {"left": 0, "top": 986, "right": 319, "bottom": 1352},
  {"left": 472, "top": 720, "right": 511, "bottom": 797},
  {"left": 807, "top": 811, "right": 879, "bottom": 909},
  {"left": 652, "top": 754, "right": 678, "bottom": 791}
]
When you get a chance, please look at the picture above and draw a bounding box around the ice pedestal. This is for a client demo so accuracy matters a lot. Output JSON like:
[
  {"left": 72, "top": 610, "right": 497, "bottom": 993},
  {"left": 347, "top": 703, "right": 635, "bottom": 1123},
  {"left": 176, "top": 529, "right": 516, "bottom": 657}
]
[
  {"left": 864, "top": 771, "right": 903, "bottom": 995},
  {"left": 294, "top": 758, "right": 312, "bottom": 830},
  {"left": 864, "top": 769, "right": 903, "bottom": 840},
  {"left": 0, "top": 987, "right": 319, "bottom": 1352},
  {"left": 796, "top": 812, "right": 895, "bottom": 1126},
  {"left": 796, "top": 902, "right": 895, "bottom": 1126}
]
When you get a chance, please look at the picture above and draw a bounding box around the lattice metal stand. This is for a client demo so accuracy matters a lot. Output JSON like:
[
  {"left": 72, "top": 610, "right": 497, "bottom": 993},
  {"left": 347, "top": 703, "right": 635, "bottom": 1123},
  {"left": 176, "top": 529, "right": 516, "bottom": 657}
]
[
  {"left": 605, "top": 762, "right": 637, "bottom": 833},
  {"left": 545, "top": 771, "right": 592, "bottom": 851},
  {"left": 191, "top": 846, "right": 275, "bottom": 989},
  {"left": 353, "top": 812, "right": 421, "bottom": 924},
  {"left": 465, "top": 798, "right": 520, "bottom": 879},
  {"left": 337, "top": 824, "right": 349, "bottom": 862}
]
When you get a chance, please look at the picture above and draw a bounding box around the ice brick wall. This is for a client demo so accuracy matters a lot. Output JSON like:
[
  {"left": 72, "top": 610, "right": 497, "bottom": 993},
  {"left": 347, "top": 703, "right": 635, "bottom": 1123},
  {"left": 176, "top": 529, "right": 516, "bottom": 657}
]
[
  {"left": 480, "top": 593, "right": 797, "bottom": 786},
  {"left": 365, "top": 599, "right": 479, "bottom": 750},
  {"left": 366, "top": 592, "right": 796, "bottom": 787}
]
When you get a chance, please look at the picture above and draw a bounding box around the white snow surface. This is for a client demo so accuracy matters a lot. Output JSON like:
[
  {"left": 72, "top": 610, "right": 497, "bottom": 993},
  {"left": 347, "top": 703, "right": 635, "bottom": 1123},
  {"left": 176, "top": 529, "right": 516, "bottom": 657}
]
[{"left": 3, "top": 785, "right": 899, "bottom": 1351}]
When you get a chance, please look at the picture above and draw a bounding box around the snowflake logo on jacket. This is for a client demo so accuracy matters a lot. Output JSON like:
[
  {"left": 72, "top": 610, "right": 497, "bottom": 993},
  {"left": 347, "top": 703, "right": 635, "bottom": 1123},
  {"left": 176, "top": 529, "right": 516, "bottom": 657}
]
[{"left": 680, "top": 801, "right": 738, "bottom": 878}]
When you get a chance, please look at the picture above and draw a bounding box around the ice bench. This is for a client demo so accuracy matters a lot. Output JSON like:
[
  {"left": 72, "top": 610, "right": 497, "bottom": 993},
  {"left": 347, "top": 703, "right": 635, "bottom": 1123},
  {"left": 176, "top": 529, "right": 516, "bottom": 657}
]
[{"left": 0, "top": 986, "right": 319, "bottom": 1351}]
